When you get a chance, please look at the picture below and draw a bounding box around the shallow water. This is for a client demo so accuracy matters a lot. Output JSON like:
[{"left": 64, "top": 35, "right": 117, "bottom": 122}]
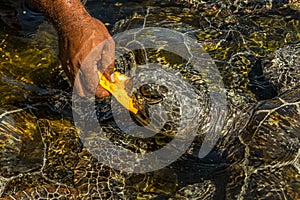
[{"left": 0, "top": 0, "right": 299, "bottom": 199}]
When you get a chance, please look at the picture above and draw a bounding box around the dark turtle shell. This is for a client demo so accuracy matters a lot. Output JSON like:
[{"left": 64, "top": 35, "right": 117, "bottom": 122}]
[
  {"left": 224, "top": 86, "right": 300, "bottom": 199},
  {"left": 0, "top": 0, "right": 300, "bottom": 199}
]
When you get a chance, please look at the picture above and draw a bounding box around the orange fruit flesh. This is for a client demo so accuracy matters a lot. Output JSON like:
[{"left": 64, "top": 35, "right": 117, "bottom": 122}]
[{"left": 98, "top": 71, "right": 138, "bottom": 114}]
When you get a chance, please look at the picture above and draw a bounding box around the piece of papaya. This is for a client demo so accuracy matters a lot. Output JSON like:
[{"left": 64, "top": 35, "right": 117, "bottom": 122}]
[{"left": 98, "top": 71, "right": 138, "bottom": 114}]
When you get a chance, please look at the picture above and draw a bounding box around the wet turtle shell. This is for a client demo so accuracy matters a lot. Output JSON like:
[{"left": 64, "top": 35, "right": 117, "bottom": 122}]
[
  {"left": 109, "top": 3, "right": 300, "bottom": 199},
  {"left": 263, "top": 43, "right": 300, "bottom": 95},
  {"left": 169, "top": 0, "right": 300, "bottom": 13},
  {"left": 223, "top": 86, "right": 300, "bottom": 199},
  {"left": 0, "top": 0, "right": 300, "bottom": 199}
]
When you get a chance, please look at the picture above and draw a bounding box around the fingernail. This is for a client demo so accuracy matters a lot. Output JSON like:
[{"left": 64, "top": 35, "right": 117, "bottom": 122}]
[{"left": 110, "top": 73, "right": 115, "bottom": 82}]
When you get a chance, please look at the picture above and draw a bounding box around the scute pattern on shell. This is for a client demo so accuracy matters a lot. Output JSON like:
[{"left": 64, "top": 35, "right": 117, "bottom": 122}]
[
  {"left": 224, "top": 87, "right": 300, "bottom": 199},
  {"left": 0, "top": 0, "right": 300, "bottom": 199},
  {"left": 169, "top": 0, "right": 299, "bottom": 13}
]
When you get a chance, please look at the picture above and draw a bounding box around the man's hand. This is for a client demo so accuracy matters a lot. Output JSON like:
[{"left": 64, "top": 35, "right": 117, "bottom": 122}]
[
  {"left": 26, "top": 0, "right": 114, "bottom": 98},
  {"left": 59, "top": 16, "right": 115, "bottom": 98}
]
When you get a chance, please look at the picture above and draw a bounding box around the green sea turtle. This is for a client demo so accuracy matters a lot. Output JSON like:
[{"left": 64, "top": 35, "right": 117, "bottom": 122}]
[
  {"left": 0, "top": 0, "right": 300, "bottom": 199},
  {"left": 169, "top": 0, "right": 300, "bottom": 13}
]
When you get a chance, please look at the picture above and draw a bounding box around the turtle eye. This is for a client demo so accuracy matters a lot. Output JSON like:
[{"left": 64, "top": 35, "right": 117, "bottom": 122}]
[{"left": 139, "top": 84, "right": 168, "bottom": 105}]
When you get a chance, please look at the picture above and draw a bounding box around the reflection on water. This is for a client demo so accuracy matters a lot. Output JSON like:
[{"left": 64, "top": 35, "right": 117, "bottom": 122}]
[{"left": 0, "top": 0, "right": 300, "bottom": 199}]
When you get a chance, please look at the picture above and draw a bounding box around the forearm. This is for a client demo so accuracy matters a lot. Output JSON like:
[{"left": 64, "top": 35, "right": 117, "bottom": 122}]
[{"left": 25, "top": 0, "right": 91, "bottom": 34}]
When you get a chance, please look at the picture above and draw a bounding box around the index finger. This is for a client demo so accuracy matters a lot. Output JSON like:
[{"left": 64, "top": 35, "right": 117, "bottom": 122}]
[{"left": 99, "top": 37, "right": 115, "bottom": 80}]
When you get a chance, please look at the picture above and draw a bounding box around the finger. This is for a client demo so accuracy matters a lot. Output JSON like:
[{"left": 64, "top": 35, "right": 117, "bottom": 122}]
[
  {"left": 74, "top": 41, "right": 104, "bottom": 97},
  {"left": 74, "top": 62, "right": 99, "bottom": 97},
  {"left": 95, "top": 85, "right": 111, "bottom": 98},
  {"left": 95, "top": 36, "right": 115, "bottom": 98},
  {"left": 100, "top": 37, "right": 115, "bottom": 76}
]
